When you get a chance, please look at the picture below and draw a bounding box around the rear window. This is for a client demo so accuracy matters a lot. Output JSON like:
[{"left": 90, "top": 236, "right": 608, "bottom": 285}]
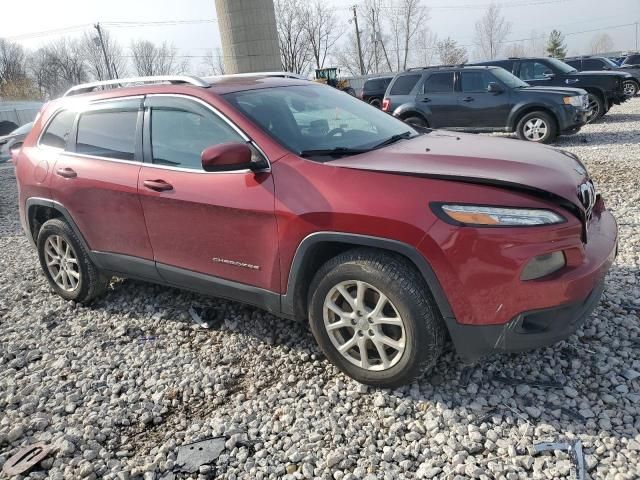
[
  {"left": 76, "top": 110, "right": 138, "bottom": 160},
  {"left": 389, "top": 75, "right": 421, "bottom": 95},
  {"left": 39, "top": 110, "right": 76, "bottom": 149},
  {"left": 423, "top": 72, "right": 454, "bottom": 93}
]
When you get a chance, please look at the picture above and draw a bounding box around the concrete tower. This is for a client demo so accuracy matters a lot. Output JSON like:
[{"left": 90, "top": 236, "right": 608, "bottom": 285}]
[{"left": 214, "top": 0, "right": 282, "bottom": 74}]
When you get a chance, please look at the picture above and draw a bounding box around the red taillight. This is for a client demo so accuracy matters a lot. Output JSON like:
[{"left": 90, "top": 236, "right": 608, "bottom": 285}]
[{"left": 382, "top": 98, "right": 390, "bottom": 112}]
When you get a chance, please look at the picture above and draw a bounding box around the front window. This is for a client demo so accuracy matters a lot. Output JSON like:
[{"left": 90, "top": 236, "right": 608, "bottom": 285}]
[
  {"left": 519, "top": 61, "right": 555, "bottom": 80},
  {"left": 224, "top": 85, "right": 418, "bottom": 157},
  {"left": 490, "top": 68, "right": 529, "bottom": 88},
  {"left": 545, "top": 58, "right": 577, "bottom": 74}
]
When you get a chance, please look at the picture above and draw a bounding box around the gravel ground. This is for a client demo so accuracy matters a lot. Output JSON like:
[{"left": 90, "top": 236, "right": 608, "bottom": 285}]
[{"left": 1, "top": 100, "right": 639, "bottom": 480}]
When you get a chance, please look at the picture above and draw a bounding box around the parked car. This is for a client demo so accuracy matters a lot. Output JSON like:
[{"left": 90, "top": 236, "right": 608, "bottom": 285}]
[
  {"left": 360, "top": 76, "right": 394, "bottom": 108},
  {"left": 382, "top": 65, "right": 589, "bottom": 143},
  {"left": 469, "top": 57, "right": 632, "bottom": 121},
  {"left": 0, "top": 122, "right": 33, "bottom": 163},
  {"left": 565, "top": 56, "right": 640, "bottom": 97},
  {"left": 620, "top": 53, "right": 640, "bottom": 66},
  {"left": 15, "top": 74, "right": 617, "bottom": 387}
]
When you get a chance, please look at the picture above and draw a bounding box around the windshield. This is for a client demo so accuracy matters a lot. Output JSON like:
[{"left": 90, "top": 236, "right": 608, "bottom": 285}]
[
  {"left": 10, "top": 122, "right": 33, "bottom": 136},
  {"left": 490, "top": 67, "right": 529, "bottom": 88},
  {"left": 546, "top": 58, "right": 577, "bottom": 73},
  {"left": 223, "top": 84, "right": 417, "bottom": 156}
]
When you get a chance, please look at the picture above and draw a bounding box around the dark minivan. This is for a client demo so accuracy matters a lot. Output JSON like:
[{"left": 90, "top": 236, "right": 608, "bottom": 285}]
[{"left": 382, "top": 65, "right": 589, "bottom": 143}]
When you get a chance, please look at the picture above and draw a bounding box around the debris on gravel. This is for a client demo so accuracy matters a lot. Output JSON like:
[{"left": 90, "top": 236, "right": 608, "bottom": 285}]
[{"left": 1, "top": 100, "right": 639, "bottom": 479}]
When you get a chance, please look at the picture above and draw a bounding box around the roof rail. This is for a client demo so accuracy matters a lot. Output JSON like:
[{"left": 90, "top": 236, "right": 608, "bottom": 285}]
[{"left": 63, "top": 75, "right": 209, "bottom": 97}]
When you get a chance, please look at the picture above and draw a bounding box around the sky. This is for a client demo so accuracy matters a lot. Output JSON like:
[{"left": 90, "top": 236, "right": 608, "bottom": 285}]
[{"left": 2, "top": 0, "right": 639, "bottom": 73}]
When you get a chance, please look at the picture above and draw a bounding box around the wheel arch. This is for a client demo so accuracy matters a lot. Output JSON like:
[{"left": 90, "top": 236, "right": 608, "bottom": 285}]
[
  {"left": 281, "top": 232, "right": 454, "bottom": 324},
  {"left": 509, "top": 104, "right": 559, "bottom": 132},
  {"left": 26, "top": 198, "right": 91, "bottom": 253}
]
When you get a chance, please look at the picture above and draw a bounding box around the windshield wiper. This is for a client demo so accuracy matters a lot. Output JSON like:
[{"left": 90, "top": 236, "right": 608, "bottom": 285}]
[
  {"left": 371, "top": 131, "right": 414, "bottom": 150},
  {"left": 299, "top": 146, "right": 370, "bottom": 158}
]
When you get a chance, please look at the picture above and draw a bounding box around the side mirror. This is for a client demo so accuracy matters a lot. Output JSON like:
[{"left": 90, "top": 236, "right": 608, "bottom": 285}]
[
  {"left": 201, "top": 142, "right": 255, "bottom": 172},
  {"left": 487, "top": 82, "right": 503, "bottom": 93}
]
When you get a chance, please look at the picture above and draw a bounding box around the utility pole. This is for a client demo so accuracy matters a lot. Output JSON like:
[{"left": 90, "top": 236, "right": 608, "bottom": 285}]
[
  {"left": 94, "top": 23, "right": 114, "bottom": 80},
  {"left": 636, "top": 21, "right": 638, "bottom": 51},
  {"left": 352, "top": 5, "right": 365, "bottom": 75},
  {"left": 372, "top": 8, "right": 379, "bottom": 74}
]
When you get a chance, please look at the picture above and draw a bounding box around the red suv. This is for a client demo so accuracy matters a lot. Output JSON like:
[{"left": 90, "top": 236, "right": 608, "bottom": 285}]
[{"left": 14, "top": 75, "right": 617, "bottom": 387}]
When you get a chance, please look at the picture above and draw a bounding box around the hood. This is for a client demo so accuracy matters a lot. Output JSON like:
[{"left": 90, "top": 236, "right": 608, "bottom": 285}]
[
  {"left": 521, "top": 86, "right": 586, "bottom": 96},
  {"left": 576, "top": 70, "right": 632, "bottom": 78},
  {"left": 327, "top": 131, "right": 590, "bottom": 214}
]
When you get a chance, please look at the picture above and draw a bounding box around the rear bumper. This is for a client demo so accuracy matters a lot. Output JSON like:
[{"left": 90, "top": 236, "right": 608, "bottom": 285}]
[{"left": 447, "top": 279, "right": 605, "bottom": 362}]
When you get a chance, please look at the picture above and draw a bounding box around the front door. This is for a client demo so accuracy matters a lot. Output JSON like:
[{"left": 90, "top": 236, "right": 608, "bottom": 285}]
[
  {"left": 416, "top": 72, "right": 459, "bottom": 128},
  {"left": 456, "top": 70, "right": 511, "bottom": 128},
  {"left": 137, "top": 95, "right": 280, "bottom": 292}
]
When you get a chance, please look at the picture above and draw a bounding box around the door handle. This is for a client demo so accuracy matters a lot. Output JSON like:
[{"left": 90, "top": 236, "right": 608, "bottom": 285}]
[
  {"left": 462, "top": 96, "right": 474, "bottom": 102},
  {"left": 420, "top": 97, "right": 431, "bottom": 103},
  {"left": 565, "top": 79, "right": 579, "bottom": 84},
  {"left": 143, "top": 179, "right": 174, "bottom": 192},
  {"left": 56, "top": 167, "right": 77, "bottom": 179}
]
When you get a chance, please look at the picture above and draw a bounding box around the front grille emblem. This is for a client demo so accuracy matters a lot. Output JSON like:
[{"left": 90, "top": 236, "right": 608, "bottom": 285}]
[{"left": 577, "top": 180, "right": 596, "bottom": 220}]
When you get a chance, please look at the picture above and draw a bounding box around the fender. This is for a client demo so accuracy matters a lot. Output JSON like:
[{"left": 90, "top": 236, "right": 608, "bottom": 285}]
[
  {"left": 25, "top": 197, "right": 91, "bottom": 252},
  {"left": 391, "top": 102, "right": 430, "bottom": 123},
  {"left": 281, "top": 232, "right": 455, "bottom": 323}
]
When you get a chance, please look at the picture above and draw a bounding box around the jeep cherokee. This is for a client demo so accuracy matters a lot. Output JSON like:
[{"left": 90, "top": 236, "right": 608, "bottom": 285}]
[{"left": 14, "top": 75, "right": 618, "bottom": 387}]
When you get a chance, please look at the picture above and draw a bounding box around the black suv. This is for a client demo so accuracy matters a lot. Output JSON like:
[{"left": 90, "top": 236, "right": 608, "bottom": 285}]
[
  {"left": 382, "top": 65, "right": 588, "bottom": 143},
  {"left": 565, "top": 56, "right": 640, "bottom": 97},
  {"left": 469, "top": 57, "right": 632, "bottom": 121},
  {"left": 360, "top": 76, "right": 394, "bottom": 108}
]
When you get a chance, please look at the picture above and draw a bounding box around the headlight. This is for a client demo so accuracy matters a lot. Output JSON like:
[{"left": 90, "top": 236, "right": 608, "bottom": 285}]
[
  {"left": 435, "top": 204, "right": 565, "bottom": 226},
  {"left": 563, "top": 95, "right": 584, "bottom": 107}
]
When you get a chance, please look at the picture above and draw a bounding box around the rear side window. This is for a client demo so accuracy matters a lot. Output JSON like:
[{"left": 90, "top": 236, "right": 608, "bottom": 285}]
[
  {"left": 623, "top": 54, "right": 640, "bottom": 65},
  {"left": 565, "top": 60, "right": 581, "bottom": 70},
  {"left": 76, "top": 110, "right": 138, "bottom": 160},
  {"left": 40, "top": 110, "right": 76, "bottom": 149},
  {"left": 423, "top": 72, "right": 454, "bottom": 93},
  {"left": 519, "top": 61, "right": 554, "bottom": 80},
  {"left": 583, "top": 59, "right": 605, "bottom": 70},
  {"left": 389, "top": 75, "right": 421, "bottom": 95},
  {"left": 150, "top": 104, "right": 243, "bottom": 170},
  {"left": 460, "top": 71, "right": 492, "bottom": 92}
]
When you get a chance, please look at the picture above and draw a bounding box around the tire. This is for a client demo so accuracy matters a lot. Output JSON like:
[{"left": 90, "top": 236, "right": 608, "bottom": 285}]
[
  {"left": 369, "top": 98, "right": 382, "bottom": 109},
  {"left": 402, "top": 116, "right": 428, "bottom": 129},
  {"left": 37, "top": 218, "right": 110, "bottom": 303},
  {"left": 515, "top": 111, "right": 557, "bottom": 144},
  {"left": 308, "top": 248, "right": 446, "bottom": 388},
  {"left": 623, "top": 79, "right": 638, "bottom": 97},
  {"left": 585, "top": 93, "right": 605, "bottom": 123}
]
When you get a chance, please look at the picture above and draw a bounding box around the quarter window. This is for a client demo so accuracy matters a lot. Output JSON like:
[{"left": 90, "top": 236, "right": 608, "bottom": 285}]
[
  {"left": 150, "top": 104, "right": 243, "bottom": 170},
  {"left": 76, "top": 110, "right": 138, "bottom": 160},
  {"left": 423, "top": 73, "right": 454, "bottom": 93},
  {"left": 40, "top": 110, "right": 76, "bottom": 149}
]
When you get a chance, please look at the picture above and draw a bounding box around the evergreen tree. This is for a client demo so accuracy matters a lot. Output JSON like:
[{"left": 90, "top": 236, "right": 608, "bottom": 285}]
[{"left": 546, "top": 30, "right": 567, "bottom": 59}]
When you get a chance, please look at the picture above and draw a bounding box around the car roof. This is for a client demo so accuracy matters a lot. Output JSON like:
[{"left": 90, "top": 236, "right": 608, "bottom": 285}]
[{"left": 398, "top": 65, "right": 496, "bottom": 75}]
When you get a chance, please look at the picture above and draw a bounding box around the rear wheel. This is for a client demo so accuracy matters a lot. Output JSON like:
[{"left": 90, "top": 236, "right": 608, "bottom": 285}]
[
  {"left": 402, "top": 116, "right": 428, "bottom": 129},
  {"left": 516, "top": 111, "right": 557, "bottom": 144},
  {"left": 585, "top": 93, "right": 605, "bottom": 122},
  {"left": 369, "top": 98, "right": 382, "bottom": 109},
  {"left": 37, "top": 218, "right": 110, "bottom": 303},
  {"left": 623, "top": 80, "right": 638, "bottom": 97},
  {"left": 308, "top": 249, "right": 446, "bottom": 388}
]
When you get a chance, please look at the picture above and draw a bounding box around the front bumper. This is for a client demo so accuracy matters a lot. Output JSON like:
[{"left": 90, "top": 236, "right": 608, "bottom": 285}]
[
  {"left": 558, "top": 106, "right": 588, "bottom": 134},
  {"left": 447, "top": 279, "right": 605, "bottom": 362}
]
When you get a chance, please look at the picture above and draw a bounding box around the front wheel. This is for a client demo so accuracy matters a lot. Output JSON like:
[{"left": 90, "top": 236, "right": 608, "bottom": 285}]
[
  {"left": 516, "top": 111, "right": 557, "bottom": 144},
  {"left": 308, "top": 249, "right": 446, "bottom": 388},
  {"left": 623, "top": 80, "right": 638, "bottom": 97},
  {"left": 585, "top": 93, "right": 605, "bottom": 122}
]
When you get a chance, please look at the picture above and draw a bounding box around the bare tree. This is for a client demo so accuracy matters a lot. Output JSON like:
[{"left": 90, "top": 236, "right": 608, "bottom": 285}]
[
  {"left": 504, "top": 42, "right": 527, "bottom": 58},
  {"left": 81, "top": 29, "right": 127, "bottom": 80},
  {"left": 590, "top": 33, "right": 614, "bottom": 54},
  {"left": 200, "top": 48, "right": 226, "bottom": 76},
  {"left": 130, "top": 40, "right": 187, "bottom": 76},
  {"left": 386, "top": 0, "right": 428, "bottom": 71},
  {"left": 274, "top": 0, "right": 311, "bottom": 74},
  {"left": 0, "top": 39, "right": 27, "bottom": 85},
  {"left": 415, "top": 29, "right": 438, "bottom": 67},
  {"left": 474, "top": 2, "right": 511, "bottom": 60},
  {"left": 436, "top": 37, "right": 468, "bottom": 65},
  {"left": 363, "top": 0, "right": 393, "bottom": 73},
  {"left": 302, "top": 0, "right": 341, "bottom": 70},
  {"left": 27, "top": 39, "right": 87, "bottom": 99}
]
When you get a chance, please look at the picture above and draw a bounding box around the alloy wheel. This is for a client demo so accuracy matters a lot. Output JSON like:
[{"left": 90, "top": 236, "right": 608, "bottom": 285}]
[
  {"left": 323, "top": 280, "right": 406, "bottom": 371},
  {"left": 44, "top": 235, "right": 80, "bottom": 292},
  {"left": 586, "top": 94, "right": 601, "bottom": 122},
  {"left": 623, "top": 80, "right": 638, "bottom": 97},
  {"left": 523, "top": 117, "right": 548, "bottom": 141}
]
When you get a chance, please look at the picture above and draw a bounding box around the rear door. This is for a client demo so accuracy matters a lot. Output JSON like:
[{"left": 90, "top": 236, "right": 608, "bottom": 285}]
[
  {"left": 49, "top": 98, "right": 155, "bottom": 267},
  {"left": 416, "top": 72, "right": 458, "bottom": 127},
  {"left": 137, "top": 95, "right": 279, "bottom": 292},
  {"left": 456, "top": 70, "right": 511, "bottom": 128}
]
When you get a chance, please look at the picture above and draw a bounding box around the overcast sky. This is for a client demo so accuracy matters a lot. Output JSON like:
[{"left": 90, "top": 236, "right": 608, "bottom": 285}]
[{"left": 3, "top": 0, "right": 639, "bottom": 72}]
